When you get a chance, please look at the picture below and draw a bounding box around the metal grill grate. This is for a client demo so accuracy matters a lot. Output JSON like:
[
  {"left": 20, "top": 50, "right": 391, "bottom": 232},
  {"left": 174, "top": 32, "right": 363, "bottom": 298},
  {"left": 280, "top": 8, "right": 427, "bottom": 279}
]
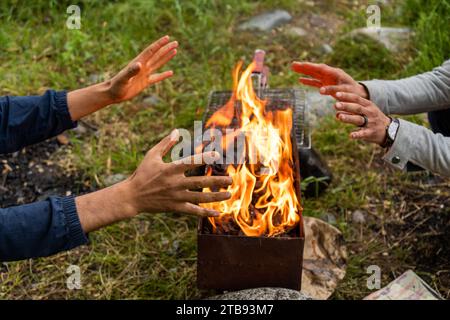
[{"left": 202, "top": 88, "right": 310, "bottom": 149}]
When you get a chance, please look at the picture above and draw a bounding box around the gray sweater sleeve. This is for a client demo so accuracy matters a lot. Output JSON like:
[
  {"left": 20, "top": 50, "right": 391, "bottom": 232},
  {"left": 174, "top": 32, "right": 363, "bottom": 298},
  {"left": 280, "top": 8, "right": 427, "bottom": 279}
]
[
  {"left": 381, "top": 119, "right": 450, "bottom": 176},
  {"left": 361, "top": 60, "right": 450, "bottom": 115},
  {"left": 360, "top": 60, "right": 450, "bottom": 176}
]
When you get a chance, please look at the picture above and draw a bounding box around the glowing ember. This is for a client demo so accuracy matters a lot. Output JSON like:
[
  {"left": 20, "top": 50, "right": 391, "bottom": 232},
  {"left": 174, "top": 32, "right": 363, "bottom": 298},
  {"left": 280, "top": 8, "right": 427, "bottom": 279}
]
[{"left": 200, "top": 61, "right": 302, "bottom": 237}]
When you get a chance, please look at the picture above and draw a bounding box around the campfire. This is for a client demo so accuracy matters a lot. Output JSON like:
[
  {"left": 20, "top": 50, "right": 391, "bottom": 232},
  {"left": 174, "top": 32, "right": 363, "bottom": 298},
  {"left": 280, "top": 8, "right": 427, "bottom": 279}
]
[
  {"left": 200, "top": 59, "right": 302, "bottom": 237},
  {"left": 197, "top": 50, "right": 307, "bottom": 291}
]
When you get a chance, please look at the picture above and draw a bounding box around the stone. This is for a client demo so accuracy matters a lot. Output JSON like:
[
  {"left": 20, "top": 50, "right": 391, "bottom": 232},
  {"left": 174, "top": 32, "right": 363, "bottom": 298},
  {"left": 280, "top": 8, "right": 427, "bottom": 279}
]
[
  {"left": 103, "top": 173, "right": 128, "bottom": 187},
  {"left": 141, "top": 95, "right": 160, "bottom": 108},
  {"left": 209, "top": 288, "right": 312, "bottom": 300},
  {"left": 87, "top": 73, "right": 102, "bottom": 84},
  {"left": 73, "top": 122, "right": 88, "bottom": 136},
  {"left": 348, "top": 27, "right": 412, "bottom": 53},
  {"left": 287, "top": 26, "right": 307, "bottom": 37},
  {"left": 168, "top": 240, "right": 180, "bottom": 255},
  {"left": 321, "top": 43, "right": 333, "bottom": 54},
  {"left": 238, "top": 10, "right": 292, "bottom": 32},
  {"left": 305, "top": 90, "right": 335, "bottom": 128},
  {"left": 352, "top": 210, "right": 366, "bottom": 224},
  {"left": 320, "top": 213, "right": 337, "bottom": 225},
  {"left": 56, "top": 133, "right": 70, "bottom": 145}
]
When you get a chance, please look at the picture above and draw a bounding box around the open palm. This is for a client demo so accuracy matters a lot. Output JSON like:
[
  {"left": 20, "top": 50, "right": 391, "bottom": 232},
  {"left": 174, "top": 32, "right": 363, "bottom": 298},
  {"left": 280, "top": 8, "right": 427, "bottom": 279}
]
[
  {"left": 291, "top": 62, "right": 367, "bottom": 98},
  {"left": 108, "top": 35, "right": 178, "bottom": 103}
]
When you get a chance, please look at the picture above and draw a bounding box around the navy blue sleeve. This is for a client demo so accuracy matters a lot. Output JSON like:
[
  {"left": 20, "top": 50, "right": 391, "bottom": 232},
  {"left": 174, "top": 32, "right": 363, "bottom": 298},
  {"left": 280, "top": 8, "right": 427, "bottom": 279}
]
[
  {"left": 0, "top": 90, "right": 77, "bottom": 154},
  {"left": 0, "top": 196, "right": 88, "bottom": 261}
]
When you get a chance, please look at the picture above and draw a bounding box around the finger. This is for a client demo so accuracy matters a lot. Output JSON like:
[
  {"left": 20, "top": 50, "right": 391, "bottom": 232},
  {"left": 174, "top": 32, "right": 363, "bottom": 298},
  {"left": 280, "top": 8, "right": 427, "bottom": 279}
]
[
  {"left": 148, "top": 70, "right": 174, "bottom": 85},
  {"left": 140, "top": 35, "right": 170, "bottom": 61},
  {"left": 291, "top": 62, "right": 333, "bottom": 80},
  {"left": 148, "top": 49, "right": 177, "bottom": 73},
  {"left": 334, "top": 101, "right": 364, "bottom": 115},
  {"left": 151, "top": 129, "right": 180, "bottom": 158},
  {"left": 181, "top": 175, "right": 233, "bottom": 190},
  {"left": 116, "top": 62, "right": 142, "bottom": 84},
  {"left": 178, "top": 190, "right": 231, "bottom": 204},
  {"left": 320, "top": 84, "right": 354, "bottom": 96},
  {"left": 336, "top": 91, "right": 371, "bottom": 106},
  {"left": 176, "top": 202, "right": 220, "bottom": 217},
  {"left": 336, "top": 112, "right": 366, "bottom": 126},
  {"left": 298, "top": 77, "right": 322, "bottom": 88},
  {"left": 147, "top": 41, "right": 179, "bottom": 70},
  {"left": 350, "top": 128, "right": 372, "bottom": 140},
  {"left": 172, "top": 151, "right": 221, "bottom": 172}
]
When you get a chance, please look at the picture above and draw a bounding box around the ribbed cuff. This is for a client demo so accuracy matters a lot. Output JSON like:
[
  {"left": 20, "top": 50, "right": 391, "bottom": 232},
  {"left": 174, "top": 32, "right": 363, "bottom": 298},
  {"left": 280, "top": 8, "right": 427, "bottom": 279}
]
[
  {"left": 54, "top": 90, "right": 78, "bottom": 131},
  {"left": 61, "top": 196, "right": 88, "bottom": 249}
]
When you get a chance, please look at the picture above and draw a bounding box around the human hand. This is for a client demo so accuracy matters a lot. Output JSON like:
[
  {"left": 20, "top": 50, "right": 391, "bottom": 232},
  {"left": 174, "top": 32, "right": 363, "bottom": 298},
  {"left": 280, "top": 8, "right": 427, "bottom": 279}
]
[
  {"left": 291, "top": 62, "right": 368, "bottom": 98},
  {"left": 123, "top": 130, "right": 232, "bottom": 217},
  {"left": 334, "top": 92, "right": 391, "bottom": 146},
  {"left": 107, "top": 35, "right": 178, "bottom": 103}
]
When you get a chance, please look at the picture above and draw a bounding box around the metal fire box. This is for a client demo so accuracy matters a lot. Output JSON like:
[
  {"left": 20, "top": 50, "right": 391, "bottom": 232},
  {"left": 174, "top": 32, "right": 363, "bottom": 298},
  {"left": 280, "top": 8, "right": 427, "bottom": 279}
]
[
  {"left": 197, "top": 50, "right": 308, "bottom": 291},
  {"left": 197, "top": 86, "right": 307, "bottom": 291}
]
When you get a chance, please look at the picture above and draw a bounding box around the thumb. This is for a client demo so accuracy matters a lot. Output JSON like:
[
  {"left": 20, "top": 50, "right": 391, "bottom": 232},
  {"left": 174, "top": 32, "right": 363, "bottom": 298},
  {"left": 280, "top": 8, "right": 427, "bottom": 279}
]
[
  {"left": 118, "top": 62, "right": 142, "bottom": 83},
  {"left": 151, "top": 129, "right": 180, "bottom": 158}
]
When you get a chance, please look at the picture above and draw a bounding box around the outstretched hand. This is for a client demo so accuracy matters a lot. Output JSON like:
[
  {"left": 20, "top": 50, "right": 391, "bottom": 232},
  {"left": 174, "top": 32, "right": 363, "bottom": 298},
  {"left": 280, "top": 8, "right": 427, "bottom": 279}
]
[
  {"left": 125, "top": 129, "right": 232, "bottom": 217},
  {"left": 75, "top": 129, "right": 233, "bottom": 233},
  {"left": 107, "top": 35, "right": 178, "bottom": 103},
  {"left": 291, "top": 61, "right": 368, "bottom": 98},
  {"left": 334, "top": 92, "right": 391, "bottom": 146}
]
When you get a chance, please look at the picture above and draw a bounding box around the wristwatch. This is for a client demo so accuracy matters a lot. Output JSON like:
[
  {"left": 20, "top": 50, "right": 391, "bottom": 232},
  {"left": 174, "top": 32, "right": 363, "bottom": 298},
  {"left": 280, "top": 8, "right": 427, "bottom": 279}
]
[{"left": 383, "top": 117, "right": 400, "bottom": 148}]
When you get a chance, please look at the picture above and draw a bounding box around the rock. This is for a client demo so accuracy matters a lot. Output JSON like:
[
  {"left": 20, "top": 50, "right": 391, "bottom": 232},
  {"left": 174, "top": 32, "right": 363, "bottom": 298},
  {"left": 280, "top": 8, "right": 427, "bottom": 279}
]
[
  {"left": 238, "top": 10, "right": 292, "bottom": 32},
  {"left": 103, "top": 173, "right": 128, "bottom": 187},
  {"left": 348, "top": 27, "right": 412, "bottom": 53},
  {"left": 352, "top": 210, "right": 366, "bottom": 224},
  {"left": 286, "top": 26, "right": 307, "bottom": 37},
  {"left": 73, "top": 123, "right": 88, "bottom": 136},
  {"left": 320, "top": 213, "right": 337, "bottom": 225},
  {"left": 141, "top": 95, "right": 160, "bottom": 108},
  {"left": 209, "top": 288, "right": 312, "bottom": 300},
  {"left": 56, "top": 133, "right": 70, "bottom": 145},
  {"left": 73, "top": 121, "right": 97, "bottom": 137},
  {"left": 305, "top": 90, "right": 335, "bottom": 128},
  {"left": 321, "top": 43, "right": 333, "bottom": 54},
  {"left": 88, "top": 73, "right": 103, "bottom": 84},
  {"left": 168, "top": 240, "right": 180, "bottom": 255}
]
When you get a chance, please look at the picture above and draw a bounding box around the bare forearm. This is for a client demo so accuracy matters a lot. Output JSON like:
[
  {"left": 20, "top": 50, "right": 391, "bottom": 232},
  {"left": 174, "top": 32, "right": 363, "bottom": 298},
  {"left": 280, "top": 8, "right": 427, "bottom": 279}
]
[
  {"left": 67, "top": 81, "right": 114, "bottom": 121},
  {"left": 75, "top": 179, "right": 137, "bottom": 233}
]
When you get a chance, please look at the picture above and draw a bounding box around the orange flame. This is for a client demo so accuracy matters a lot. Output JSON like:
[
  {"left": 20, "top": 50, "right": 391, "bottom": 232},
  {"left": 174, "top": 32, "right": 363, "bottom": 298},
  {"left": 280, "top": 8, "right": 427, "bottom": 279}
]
[{"left": 201, "top": 62, "right": 302, "bottom": 237}]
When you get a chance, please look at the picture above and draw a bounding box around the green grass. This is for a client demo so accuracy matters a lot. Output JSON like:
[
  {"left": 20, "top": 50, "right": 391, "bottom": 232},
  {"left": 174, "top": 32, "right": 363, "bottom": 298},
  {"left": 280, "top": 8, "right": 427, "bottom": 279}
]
[{"left": 1, "top": 0, "right": 449, "bottom": 299}]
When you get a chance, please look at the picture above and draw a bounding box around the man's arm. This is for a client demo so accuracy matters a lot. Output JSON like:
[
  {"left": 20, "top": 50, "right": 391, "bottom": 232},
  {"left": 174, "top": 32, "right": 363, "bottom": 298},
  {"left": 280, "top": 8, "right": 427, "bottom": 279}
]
[
  {"left": 382, "top": 119, "right": 450, "bottom": 175},
  {"left": 67, "top": 36, "right": 177, "bottom": 121},
  {"left": 0, "top": 90, "right": 76, "bottom": 154},
  {"left": 361, "top": 60, "right": 450, "bottom": 115},
  {"left": 0, "top": 196, "right": 87, "bottom": 262},
  {"left": 0, "top": 130, "right": 232, "bottom": 261},
  {"left": 0, "top": 36, "right": 177, "bottom": 153},
  {"left": 334, "top": 92, "right": 450, "bottom": 177}
]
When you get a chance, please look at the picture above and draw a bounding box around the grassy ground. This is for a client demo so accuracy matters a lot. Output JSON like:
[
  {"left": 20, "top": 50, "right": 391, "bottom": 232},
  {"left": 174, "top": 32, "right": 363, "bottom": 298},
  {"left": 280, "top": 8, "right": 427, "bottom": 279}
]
[{"left": 1, "top": 0, "right": 449, "bottom": 299}]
